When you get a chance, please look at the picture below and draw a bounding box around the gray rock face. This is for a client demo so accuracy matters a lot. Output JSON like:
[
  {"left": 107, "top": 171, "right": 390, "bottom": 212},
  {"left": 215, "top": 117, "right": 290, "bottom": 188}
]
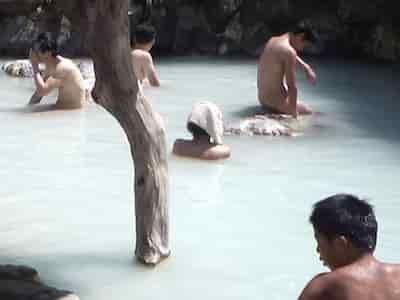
[
  {"left": 0, "top": 0, "right": 399, "bottom": 61},
  {"left": 0, "top": 264, "right": 79, "bottom": 300}
]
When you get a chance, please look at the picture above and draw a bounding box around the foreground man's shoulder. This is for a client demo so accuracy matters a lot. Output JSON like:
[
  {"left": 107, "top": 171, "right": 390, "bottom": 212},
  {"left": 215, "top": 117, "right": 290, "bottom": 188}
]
[{"left": 299, "top": 272, "right": 347, "bottom": 300}]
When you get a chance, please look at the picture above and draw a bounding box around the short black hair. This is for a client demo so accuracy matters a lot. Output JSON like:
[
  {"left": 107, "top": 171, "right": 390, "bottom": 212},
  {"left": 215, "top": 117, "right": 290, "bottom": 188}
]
[
  {"left": 187, "top": 122, "right": 209, "bottom": 140},
  {"left": 310, "top": 194, "right": 377, "bottom": 252},
  {"left": 32, "top": 32, "right": 59, "bottom": 56},
  {"left": 291, "top": 21, "right": 317, "bottom": 43},
  {"left": 134, "top": 24, "right": 156, "bottom": 45}
]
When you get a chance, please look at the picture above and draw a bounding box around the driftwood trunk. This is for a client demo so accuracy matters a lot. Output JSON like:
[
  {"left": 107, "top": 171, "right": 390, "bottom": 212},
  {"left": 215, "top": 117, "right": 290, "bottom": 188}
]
[{"left": 57, "top": 0, "right": 170, "bottom": 265}]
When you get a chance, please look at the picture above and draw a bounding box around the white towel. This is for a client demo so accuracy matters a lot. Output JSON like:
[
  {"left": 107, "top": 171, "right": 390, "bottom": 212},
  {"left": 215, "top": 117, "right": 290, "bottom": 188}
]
[{"left": 187, "top": 101, "right": 224, "bottom": 144}]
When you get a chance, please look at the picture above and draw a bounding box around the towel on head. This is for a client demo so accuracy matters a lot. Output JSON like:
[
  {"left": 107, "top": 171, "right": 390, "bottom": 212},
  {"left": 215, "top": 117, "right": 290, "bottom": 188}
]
[{"left": 187, "top": 101, "right": 224, "bottom": 144}]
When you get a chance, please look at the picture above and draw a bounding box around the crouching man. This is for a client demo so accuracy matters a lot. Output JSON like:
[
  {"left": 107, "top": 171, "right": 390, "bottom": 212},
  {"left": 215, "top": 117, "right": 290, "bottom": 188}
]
[{"left": 29, "top": 32, "right": 87, "bottom": 110}]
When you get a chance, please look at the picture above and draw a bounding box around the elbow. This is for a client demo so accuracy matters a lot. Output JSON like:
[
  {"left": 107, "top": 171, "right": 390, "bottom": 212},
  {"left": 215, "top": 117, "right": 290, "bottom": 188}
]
[
  {"left": 36, "top": 88, "right": 48, "bottom": 97},
  {"left": 150, "top": 79, "right": 160, "bottom": 87}
]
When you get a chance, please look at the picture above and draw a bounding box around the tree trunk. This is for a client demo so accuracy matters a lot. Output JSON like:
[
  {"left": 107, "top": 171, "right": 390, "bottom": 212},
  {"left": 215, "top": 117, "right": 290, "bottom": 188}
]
[{"left": 57, "top": 0, "right": 170, "bottom": 265}]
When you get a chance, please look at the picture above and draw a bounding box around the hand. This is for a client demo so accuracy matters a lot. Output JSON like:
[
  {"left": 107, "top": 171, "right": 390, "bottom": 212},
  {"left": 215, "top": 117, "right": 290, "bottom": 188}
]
[
  {"left": 29, "top": 49, "right": 39, "bottom": 66},
  {"left": 290, "top": 106, "right": 298, "bottom": 119},
  {"left": 305, "top": 66, "right": 316, "bottom": 85}
]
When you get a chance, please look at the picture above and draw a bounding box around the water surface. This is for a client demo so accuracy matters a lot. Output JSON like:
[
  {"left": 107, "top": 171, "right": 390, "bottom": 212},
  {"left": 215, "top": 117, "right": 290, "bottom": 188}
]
[{"left": 0, "top": 57, "right": 399, "bottom": 300}]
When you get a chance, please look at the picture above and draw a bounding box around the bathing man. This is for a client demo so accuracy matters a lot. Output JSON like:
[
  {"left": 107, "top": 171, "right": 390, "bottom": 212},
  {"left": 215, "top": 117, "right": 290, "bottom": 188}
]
[
  {"left": 173, "top": 101, "right": 231, "bottom": 160},
  {"left": 257, "top": 22, "right": 317, "bottom": 118},
  {"left": 299, "top": 193, "right": 400, "bottom": 300},
  {"left": 130, "top": 24, "right": 160, "bottom": 87},
  {"left": 29, "top": 32, "right": 87, "bottom": 109}
]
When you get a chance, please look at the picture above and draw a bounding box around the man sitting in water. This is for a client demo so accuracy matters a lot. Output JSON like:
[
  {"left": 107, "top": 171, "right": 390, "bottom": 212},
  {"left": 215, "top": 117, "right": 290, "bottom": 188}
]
[
  {"left": 173, "top": 101, "right": 231, "bottom": 160},
  {"left": 257, "top": 22, "right": 317, "bottom": 118},
  {"left": 299, "top": 193, "right": 400, "bottom": 300},
  {"left": 130, "top": 24, "right": 160, "bottom": 87},
  {"left": 29, "top": 32, "right": 87, "bottom": 110}
]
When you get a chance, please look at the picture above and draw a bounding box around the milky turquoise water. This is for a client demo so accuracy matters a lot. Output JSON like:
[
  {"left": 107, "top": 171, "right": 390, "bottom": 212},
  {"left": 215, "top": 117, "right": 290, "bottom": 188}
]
[{"left": 0, "top": 57, "right": 399, "bottom": 300}]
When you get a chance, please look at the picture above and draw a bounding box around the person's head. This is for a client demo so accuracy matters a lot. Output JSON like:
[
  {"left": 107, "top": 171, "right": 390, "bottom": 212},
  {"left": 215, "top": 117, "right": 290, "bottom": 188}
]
[
  {"left": 310, "top": 193, "right": 377, "bottom": 270},
  {"left": 186, "top": 101, "right": 224, "bottom": 144},
  {"left": 289, "top": 21, "right": 317, "bottom": 51},
  {"left": 31, "top": 32, "right": 59, "bottom": 62},
  {"left": 132, "top": 24, "right": 156, "bottom": 51},
  {"left": 187, "top": 122, "right": 210, "bottom": 140}
]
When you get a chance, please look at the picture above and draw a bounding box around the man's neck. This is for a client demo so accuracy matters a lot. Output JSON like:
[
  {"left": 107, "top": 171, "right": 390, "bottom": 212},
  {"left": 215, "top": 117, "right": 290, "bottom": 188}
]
[
  {"left": 45, "top": 55, "right": 61, "bottom": 67},
  {"left": 134, "top": 44, "right": 149, "bottom": 52},
  {"left": 337, "top": 251, "right": 376, "bottom": 270}
]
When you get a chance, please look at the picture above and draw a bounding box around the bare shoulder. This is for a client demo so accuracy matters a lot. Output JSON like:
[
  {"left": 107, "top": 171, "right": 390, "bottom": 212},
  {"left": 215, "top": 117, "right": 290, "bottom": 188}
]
[
  {"left": 281, "top": 44, "right": 297, "bottom": 61},
  {"left": 299, "top": 272, "right": 349, "bottom": 300},
  {"left": 131, "top": 49, "right": 152, "bottom": 61},
  {"left": 172, "top": 139, "right": 188, "bottom": 154},
  {"left": 202, "top": 144, "right": 231, "bottom": 160},
  {"left": 56, "top": 57, "right": 80, "bottom": 76},
  {"left": 383, "top": 262, "right": 400, "bottom": 277},
  {"left": 173, "top": 140, "right": 230, "bottom": 160}
]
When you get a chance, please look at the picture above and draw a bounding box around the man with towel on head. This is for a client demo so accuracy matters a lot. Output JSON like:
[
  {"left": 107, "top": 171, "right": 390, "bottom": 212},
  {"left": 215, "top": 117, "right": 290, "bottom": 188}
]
[{"left": 173, "top": 101, "right": 231, "bottom": 160}]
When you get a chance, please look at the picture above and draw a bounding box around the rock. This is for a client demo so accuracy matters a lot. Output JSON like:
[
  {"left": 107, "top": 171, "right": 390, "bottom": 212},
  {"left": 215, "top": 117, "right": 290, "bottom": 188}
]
[
  {"left": 225, "top": 115, "right": 293, "bottom": 137},
  {"left": 367, "top": 24, "right": 400, "bottom": 61},
  {"left": 0, "top": 264, "right": 79, "bottom": 300},
  {"left": 240, "top": 23, "right": 271, "bottom": 57},
  {"left": 2, "top": 59, "right": 34, "bottom": 77},
  {"left": 0, "top": 0, "right": 400, "bottom": 61},
  {"left": 218, "top": 15, "right": 242, "bottom": 55},
  {"left": 2, "top": 59, "right": 94, "bottom": 79}
]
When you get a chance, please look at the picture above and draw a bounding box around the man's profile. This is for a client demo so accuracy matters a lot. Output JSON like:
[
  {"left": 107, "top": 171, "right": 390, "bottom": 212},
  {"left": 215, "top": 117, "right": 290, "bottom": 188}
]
[
  {"left": 29, "top": 32, "right": 87, "bottom": 110},
  {"left": 257, "top": 22, "right": 317, "bottom": 118},
  {"left": 299, "top": 193, "right": 400, "bottom": 300},
  {"left": 130, "top": 24, "right": 160, "bottom": 88}
]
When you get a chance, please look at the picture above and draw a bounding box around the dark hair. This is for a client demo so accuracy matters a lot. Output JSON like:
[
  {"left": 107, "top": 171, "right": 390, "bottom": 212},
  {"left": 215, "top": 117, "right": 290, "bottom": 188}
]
[
  {"left": 32, "top": 32, "right": 59, "bottom": 56},
  {"left": 133, "top": 24, "right": 156, "bottom": 45},
  {"left": 310, "top": 194, "right": 377, "bottom": 252},
  {"left": 187, "top": 122, "right": 209, "bottom": 140},
  {"left": 291, "top": 21, "right": 317, "bottom": 43}
]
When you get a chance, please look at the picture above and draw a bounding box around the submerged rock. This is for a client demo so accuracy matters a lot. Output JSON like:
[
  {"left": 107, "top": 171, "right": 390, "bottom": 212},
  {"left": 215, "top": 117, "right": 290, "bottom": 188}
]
[
  {"left": 0, "top": 264, "right": 79, "bottom": 300},
  {"left": 225, "top": 114, "right": 294, "bottom": 137},
  {"left": 2, "top": 59, "right": 33, "bottom": 77},
  {"left": 2, "top": 59, "right": 94, "bottom": 79}
]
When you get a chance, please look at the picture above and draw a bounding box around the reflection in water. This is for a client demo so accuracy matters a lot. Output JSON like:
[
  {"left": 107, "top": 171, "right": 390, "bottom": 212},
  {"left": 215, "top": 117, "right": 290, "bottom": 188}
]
[{"left": 0, "top": 57, "right": 399, "bottom": 300}]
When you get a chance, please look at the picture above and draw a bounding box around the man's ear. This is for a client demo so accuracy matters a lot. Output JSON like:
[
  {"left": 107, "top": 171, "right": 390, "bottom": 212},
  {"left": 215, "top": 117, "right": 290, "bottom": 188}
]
[{"left": 334, "top": 235, "right": 350, "bottom": 250}]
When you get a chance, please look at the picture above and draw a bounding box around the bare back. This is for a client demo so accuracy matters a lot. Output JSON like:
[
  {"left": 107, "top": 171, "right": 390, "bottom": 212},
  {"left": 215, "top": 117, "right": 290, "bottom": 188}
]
[
  {"left": 173, "top": 139, "right": 230, "bottom": 160},
  {"left": 299, "top": 258, "right": 400, "bottom": 300},
  {"left": 257, "top": 34, "right": 294, "bottom": 109},
  {"left": 131, "top": 49, "right": 159, "bottom": 87},
  {"left": 48, "top": 58, "right": 86, "bottom": 109}
]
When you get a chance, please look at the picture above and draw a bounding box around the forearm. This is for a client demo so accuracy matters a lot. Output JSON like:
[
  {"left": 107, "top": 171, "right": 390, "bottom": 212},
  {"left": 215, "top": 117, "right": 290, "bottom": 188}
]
[
  {"left": 32, "top": 65, "right": 44, "bottom": 90},
  {"left": 296, "top": 56, "right": 309, "bottom": 71},
  {"left": 287, "top": 87, "right": 298, "bottom": 116}
]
